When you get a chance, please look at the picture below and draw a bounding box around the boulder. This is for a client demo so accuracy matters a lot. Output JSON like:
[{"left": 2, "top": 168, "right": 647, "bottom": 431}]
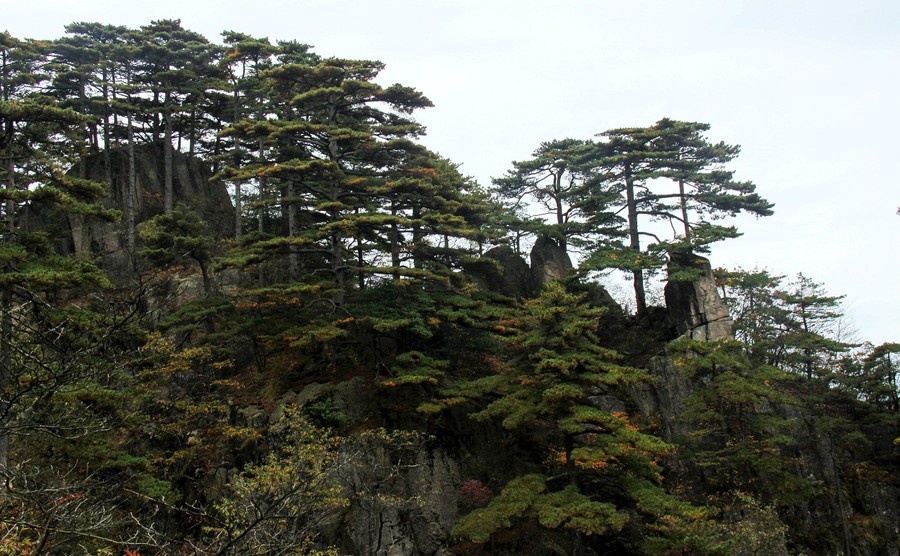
[
  {"left": 663, "top": 252, "right": 733, "bottom": 341},
  {"left": 39, "top": 143, "right": 234, "bottom": 281},
  {"left": 465, "top": 245, "right": 535, "bottom": 298},
  {"left": 530, "top": 236, "right": 573, "bottom": 287}
]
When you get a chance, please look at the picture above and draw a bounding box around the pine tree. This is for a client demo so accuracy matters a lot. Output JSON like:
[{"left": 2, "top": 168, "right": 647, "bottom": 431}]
[
  {"left": 55, "top": 23, "right": 130, "bottom": 186},
  {"left": 1, "top": 31, "right": 118, "bottom": 467},
  {"left": 669, "top": 337, "right": 820, "bottom": 505},
  {"left": 219, "top": 31, "right": 279, "bottom": 240},
  {"left": 133, "top": 20, "right": 220, "bottom": 212},
  {"left": 839, "top": 342, "right": 900, "bottom": 414},
  {"left": 438, "top": 283, "right": 713, "bottom": 552},
  {"left": 776, "top": 273, "right": 851, "bottom": 379},
  {"left": 493, "top": 138, "right": 617, "bottom": 254},
  {"left": 220, "top": 57, "right": 434, "bottom": 297},
  {"left": 138, "top": 203, "right": 215, "bottom": 295},
  {"left": 717, "top": 269, "right": 851, "bottom": 379},
  {"left": 581, "top": 119, "right": 772, "bottom": 317},
  {"left": 644, "top": 119, "right": 772, "bottom": 253}
]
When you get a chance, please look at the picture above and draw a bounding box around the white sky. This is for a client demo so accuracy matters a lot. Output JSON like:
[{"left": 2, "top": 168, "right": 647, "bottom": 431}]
[{"left": 6, "top": 0, "right": 899, "bottom": 345}]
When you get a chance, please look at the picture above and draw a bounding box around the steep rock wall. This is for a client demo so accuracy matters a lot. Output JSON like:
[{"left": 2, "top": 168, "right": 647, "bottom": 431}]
[
  {"left": 664, "top": 252, "right": 733, "bottom": 341},
  {"left": 57, "top": 144, "right": 234, "bottom": 280}
]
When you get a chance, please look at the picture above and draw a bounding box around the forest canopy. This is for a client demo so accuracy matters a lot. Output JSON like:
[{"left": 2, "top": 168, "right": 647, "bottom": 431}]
[{"left": 0, "top": 20, "right": 896, "bottom": 556}]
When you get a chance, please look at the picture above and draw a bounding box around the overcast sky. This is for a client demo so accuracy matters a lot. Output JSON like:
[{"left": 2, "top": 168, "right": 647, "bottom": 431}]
[{"left": 6, "top": 0, "right": 899, "bottom": 344}]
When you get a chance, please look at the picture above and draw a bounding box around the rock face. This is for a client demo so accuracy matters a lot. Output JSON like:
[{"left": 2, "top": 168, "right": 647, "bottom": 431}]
[
  {"left": 286, "top": 378, "right": 461, "bottom": 555},
  {"left": 339, "top": 444, "right": 460, "bottom": 556},
  {"left": 483, "top": 245, "right": 535, "bottom": 297},
  {"left": 56, "top": 144, "right": 234, "bottom": 278},
  {"left": 663, "top": 252, "right": 733, "bottom": 341},
  {"left": 530, "top": 236, "right": 573, "bottom": 288}
]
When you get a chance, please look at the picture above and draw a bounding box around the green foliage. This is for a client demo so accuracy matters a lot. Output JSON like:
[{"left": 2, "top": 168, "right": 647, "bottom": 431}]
[
  {"left": 2, "top": 20, "right": 896, "bottom": 556},
  {"left": 716, "top": 269, "right": 852, "bottom": 379},
  {"left": 493, "top": 138, "right": 611, "bottom": 252},
  {"left": 496, "top": 119, "right": 774, "bottom": 315},
  {"left": 139, "top": 202, "right": 216, "bottom": 293},
  {"left": 442, "top": 283, "right": 714, "bottom": 550},
  {"left": 846, "top": 342, "right": 900, "bottom": 413},
  {"left": 451, "top": 283, "right": 647, "bottom": 427},
  {"left": 219, "top": 55, "right": 493, "bottom": 298},
  {"left": 453, "top": 474, "right": 627, "bottom": 542},
  {"left": 386, "top": 351, "right": 449, "bottom": 386},
  {"left": 128, "top": 332, "right": 245, "bottom": 488},
  {"left": 671, "top": 338, "right": 822, "bottom": 505},
  {"left": 0, "top": 299, "right": 164, "bottom": 552},
  {"left": 204, "top": 405, "right": 344, "bottom": 554}
]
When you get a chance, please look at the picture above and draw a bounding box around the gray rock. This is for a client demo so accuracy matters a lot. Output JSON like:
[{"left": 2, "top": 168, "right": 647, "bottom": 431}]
[
  {"left": 664, "top": 252, "right": 733, "bottom": 341},
  {"left": 36, "top": 144, "right": 234, "bottom": 283},
  {"left": 465, "top": 245, "right": 535, "bottom": 298},
  {"left": 530, "top": 236, "right": 573, "bottom": 288}
]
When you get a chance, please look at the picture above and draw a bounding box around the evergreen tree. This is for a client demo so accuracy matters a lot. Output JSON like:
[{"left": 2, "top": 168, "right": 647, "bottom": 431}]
[
  {"left": 437, "top": 284, "right": 713, "bottom": 552},
  {"left": 220, "top": 57, "right": 434, "bottom": 297},
  {"left": 1, "top": 31, "right": 117, "bottom": 467},
  {"left": 717, "top": 269, "right": 851, "bottom": 379},
  {"left": 138, "top": 203, "right": 215, "bottom": 295},
  {"left": 776, "top": 273, "right": 851, "bottom": 379},
  {"left": 55, "top": 23, "right": 130, "bottom": 185},
  {"left": 133, "top": 20, "right": 220, "bottom": 212},
  {"left": 646, "top": 119, "right": 772, "bottom": 252},
  {"left": 669, "top": 337, "right": 820, "bottom": 505},
  {"left": 219, "top": 31, "right": 279, "bottom": 239},
  {"left": 581, "top": 119, "right": 772, "bottom": 317},
  {"left": 493, "top": 138, "right": 618, "bottom": 254},
  {"left": 44, "top": 32, "right": 103, "bottom": 156},
  {"left": 839, "top": 342, "right": 900, "bottom": 414}
]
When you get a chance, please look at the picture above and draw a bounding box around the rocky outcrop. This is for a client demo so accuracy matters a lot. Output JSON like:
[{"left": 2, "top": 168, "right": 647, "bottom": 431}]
[
  {"left": 530, "top": 236, "right": 573, "bottom": 288},
  {"left": 467, "top": 245, "right": 535, "bottom": 298},
  {"left": 663, "top": 251, "right": 733, "bottom": 341},
  {"left": 339, "top": 443, "right": 460, "bottom": 556},
  {"left": 278, "top": 378, "right": 461, "bottom": 555},
  {"left": 631, "top": 354, "right": 696, "bottom": 442},
  {"left": 47, "top": 144, "right": 234, "bottom": 280},
  {"left": 465, "top": 237, "right": 574, "bottom": 298},
  {"left": 637, "top": 252, "right": 734, "bottom": 440}
]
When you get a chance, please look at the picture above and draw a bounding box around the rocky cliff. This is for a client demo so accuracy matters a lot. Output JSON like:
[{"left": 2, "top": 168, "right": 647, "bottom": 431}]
[{"left": 52, "top": 144, "right": 234, "bottom": 280}]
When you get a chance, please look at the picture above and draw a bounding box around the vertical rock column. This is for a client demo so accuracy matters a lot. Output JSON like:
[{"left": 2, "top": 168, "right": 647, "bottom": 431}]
[{"left": 663, "top": 252, "right": 733, "bottom": 341}]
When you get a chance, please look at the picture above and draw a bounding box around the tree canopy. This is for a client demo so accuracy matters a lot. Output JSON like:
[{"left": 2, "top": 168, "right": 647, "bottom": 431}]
[{"left": 0, "top": 21, "right": 894, "bottom": 556}]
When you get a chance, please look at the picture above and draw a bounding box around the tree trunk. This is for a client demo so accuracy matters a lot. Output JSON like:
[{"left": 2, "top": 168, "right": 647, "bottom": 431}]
[
  {"left": 102, "top": 68, "right": 112, "bottom": 186},
  {"left": 412, "top": 206, "right": 423, "bottom": 270},
  {"left": 163, "top": 93, "right": 174, "bottom": 213},
  {"left": 390, "top": 201, "right": 401, "bottom": 280},
  {"left": 233, "top": 89, "right": 242, "bottom": 240},
  {"left": 198, "top": 257, "right": 212, "bottom": 296},
  {"left": 153, "top": 91, "right": 161, "bottom": 140},
  {"left": 357, "top": 242, "right": 365, "bottom": 290},
  {"left": 679, "top": 178, "right": 690, "bottom": 240},
  {"left": 287, "top": 180, "right": 298, "bottom": 281},
  {"left": 258, "top": 138, "right": 267, "bottom": 234},
  {"left": 0, "top": 161, "right": 15, "bottom": 470},
  {"left": 189, "top": 107, "right": 196, "bottom": 157},
  {"left": 0, "top": 287, "right": 10, "bottom": 469},
  {"left": 234, "top": 180, "right": 242, "bottom": 240},
  {"left": 126, "top": 112, "right": 136, "bottom": 253},
  {"left": 624, "top": 164, "right": 647, "bottom": 318},
  {"left": 257, "top": 141, "right": 267, "bottom": 286},
  {"left": 327, "top": 134, "right": 345, "bottom": 303},
  {"left": 554, "top": 170, "right": 567, "bottom": 253},
  {"left": 330, "top": 177, "right": 345, "bottom": 304}
]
